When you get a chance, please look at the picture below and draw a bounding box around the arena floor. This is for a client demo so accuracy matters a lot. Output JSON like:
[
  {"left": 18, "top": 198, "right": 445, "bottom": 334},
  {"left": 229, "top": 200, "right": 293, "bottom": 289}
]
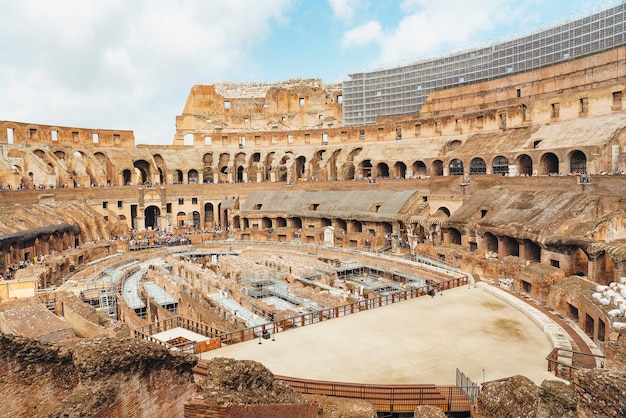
[{"left": 201, "top": 285, "right": 559, "bottom": 385}]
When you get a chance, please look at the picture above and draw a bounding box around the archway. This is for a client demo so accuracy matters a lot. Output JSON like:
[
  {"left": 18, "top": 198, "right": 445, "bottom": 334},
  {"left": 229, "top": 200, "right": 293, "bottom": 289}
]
[
  {"left": 516, "top": 154, "right": 533, "bottom": 176},
  {"left": 412, "top": 161, "right": 427, "bottom": 178},
  {"left": 432, "top": 160, "right": 444, "bottom": 176},
  {"left": 446, "top": 228, "right": 462, "bottom": 245},
  {"left": 237, "top": 166, "right": 245, "bottom": 183},
  {"left": 435, "top": 207, "right": 451, "bottom": 217},
  {"left": 449, "top": 159, "right": 464, "bottom": 176},
  {"left": 376, "top": 162, "right": 389, "bottom": 178},
  {"left": 133, "top": 160, "right": 152, "bottom": 184},
  {"left": 541, "top": 153, "right": 559, "bottom": 175},
  {"left": 484, "top": 232, "right": 498, "bottom": 254},
  {"left": 122, "top": 169, "right": 132, "bottom": 186},
  {"left": 469, "top": 158, "right": 486, "bottom": 175},
  {"left": 360, "top": 160, "right": 372, "bottom": 178},
  {"left": 295, "top": 156, "right": 306, "bottom": 180},
  {"left": 172, "top": 170, "right": 183, "bottom": 184},
  {"left": 204, "top": 203, "right": 214, "bottom": 228},
  {"left": 192, "top": 211, "right": 201, "bottom": 229},
  {"left": 492, "top": 156, "right": 509, "bottom": 176},
  {"left": 177, "top": 211, "right": 187, "bottom": 228},
  {"left": 188, "top": 169, "right": 199, "bottom": 184},
  {"left": 569, "top": 150, "right": 587, "bottom": 174},
  {"left": 144, "top": 206, "right": 161, "bottom": 230}
]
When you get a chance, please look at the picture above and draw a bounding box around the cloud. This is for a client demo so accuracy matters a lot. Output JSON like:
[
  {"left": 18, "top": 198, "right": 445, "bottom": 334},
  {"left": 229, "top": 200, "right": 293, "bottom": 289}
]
[
  {"left": 341, "top": 0, "right": 529, "bottom": 67},
  {"left": 0, "top": 0, "right": 292, "bottom": 144},
  {"left": 327, "top": 0, "right": 359, "bottom": 22},
  {"left": 341, "top": 21, "right": 383, "bottom": 49}
]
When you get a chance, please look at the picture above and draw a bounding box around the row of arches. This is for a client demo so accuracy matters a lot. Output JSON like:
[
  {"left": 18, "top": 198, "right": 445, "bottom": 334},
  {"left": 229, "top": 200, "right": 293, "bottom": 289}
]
[{"left": 15, "top": 145, "right": 589, "bottom": 189}]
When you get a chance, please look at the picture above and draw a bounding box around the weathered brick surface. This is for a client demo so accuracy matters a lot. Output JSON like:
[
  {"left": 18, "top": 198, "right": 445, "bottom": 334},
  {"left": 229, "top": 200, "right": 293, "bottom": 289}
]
[{"left": 183, "top": 400, "right": 318, "bottom": 418}]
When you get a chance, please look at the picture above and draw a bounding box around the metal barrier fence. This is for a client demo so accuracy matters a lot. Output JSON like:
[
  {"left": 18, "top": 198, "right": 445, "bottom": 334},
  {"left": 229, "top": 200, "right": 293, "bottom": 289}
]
[
  {"left": 456, "top": 368, "right": 481, "bottom": 401},
  {"left": 218, "top": 276, "right": 468, "bottom": 347}
]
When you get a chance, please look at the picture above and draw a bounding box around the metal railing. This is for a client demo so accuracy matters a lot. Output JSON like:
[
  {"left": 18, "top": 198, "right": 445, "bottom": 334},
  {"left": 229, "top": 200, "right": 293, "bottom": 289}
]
[
  {"left": 217, "top": 276, "right": 468, "bottom": 347},
  {"left": 546, "top": 347, "right": 606, "bottom": 381}
]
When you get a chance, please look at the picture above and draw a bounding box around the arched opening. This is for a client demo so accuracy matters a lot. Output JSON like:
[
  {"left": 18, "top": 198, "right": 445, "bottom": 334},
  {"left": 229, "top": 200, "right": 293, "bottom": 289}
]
[
  {"left": 502, "top": 236, "right": 519, "bottom": 257},
  {"left": 153, "top": 154, "right": 166, "bottom": 184},
  {"left": 516, "top": 154, "right": 533, "bottom": 176},
  {"left": 261, "top": 217, "right": 272, "bottom": 229},
  {"left": 276, "top": 217, "right": 287, "bottom": 228},
  {"left": 572, "top": 248, "right": 589, "bottom": 277},
  {"left": 393, "top": 162, "right": 407, "bottom": 179},
  {"left": 432, "top": 160, "right": 444, "bottom": 176},
  {"left": 342, "top": 162, "right": 355, "bottom": 180},
  {"left": 541, "top": 152, "right": 559, "bottom": 175},
  {"left": 321, "top": 218, "right": 332, "bottom": 228},
  {"left": 492, "top": 156, "right": 509, "bottom": 176},
  {"left": 469, "top": 158, "right": 486, "bottom": 175},
  {"left": 122, "top": 169, "right": 132, "bottom": 186},
  {"left": 445, "top": 228, "right": 462, "bottom": 245},
  {"left": 290, "top": 217, "right": 303, "bottom": 229},
  {"left": 381, "top": 222, "right": 392, "bottom": 234},
  {"left": 448, "top": 140, "right": 462, "bottom": 151},
  {"left": 360, "top": 160, "right": 372, "bottom": 178},
  {"left": 295, "top": 156, "right": 306, "bottom": 180},
  {"left": 203, "top": 153, "right": 214, "bottom": 183},
  {"left": 484, "top": 232, "right": 498, "bottom": 254},
  {"left": 204, "top": 203, "right": 214, "bottom": 228},
  {"left": 237, "top": 166, "right": 245, "bottom": 183},
  {"left": 569, "top": 150, "right": 587, "bottom": 174},
  {"left": 177, "top": 211, "right": 187, "bottom": 228},
  {"left": 412, "top": 161, "right": 427, "bottom": 178},
  {"left": 522, "top": 240, "right": 541, "bottom": 262},
  {"left": 188, "top": 169, "right": 199, "bottom": 184},
  {"left": 172, "top": 170, "right": 183, "bottom": 184},
  {"left": 192, "top": 211, "right": 200, "bottom": 229},
  {"left": 144, "top": 206, "right": 161, "bottom": 230},
  {"left": 435, "top": 207, "right": 451, "bottom": 217},
  {"left": 218, "top": 153, "right": 230, "bottom": 183},
  {"left": 133, "top": 160, "right": 152, "bottom": 185},
  {"left": 449, "top": 159, "right": 464, "bottom": 176},
  {"left": 376, "top": 162, "right": 389, "bottom": 179},
  {"left": 334, "top": 218, "right": 347, "bottom": 234}
]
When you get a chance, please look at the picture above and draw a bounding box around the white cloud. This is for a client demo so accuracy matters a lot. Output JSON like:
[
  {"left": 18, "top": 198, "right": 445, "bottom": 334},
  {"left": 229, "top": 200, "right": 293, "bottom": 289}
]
[
  {"left": 0, "top": 0, "right": 292, "bottom": 144},
  {"left": 327, "top": 0, "right": 359, "bottom": 22},
  {"left": 341, "top": 0, "right": 529, "bottom": 67},
  {"left": 341, "top": 21, "right": 383, "bottom": 49}
]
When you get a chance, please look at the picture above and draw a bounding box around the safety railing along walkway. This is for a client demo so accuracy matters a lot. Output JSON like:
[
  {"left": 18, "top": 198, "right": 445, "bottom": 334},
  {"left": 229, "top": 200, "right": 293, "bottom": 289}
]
[{"left": 196, "top": 364, "right": 473, "bottom": 414}]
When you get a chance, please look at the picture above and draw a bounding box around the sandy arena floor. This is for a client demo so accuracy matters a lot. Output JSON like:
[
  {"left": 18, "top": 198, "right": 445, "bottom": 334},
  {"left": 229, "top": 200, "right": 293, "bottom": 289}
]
[{"left": 201, "top": 285, "right": 558, "bottom": 385}]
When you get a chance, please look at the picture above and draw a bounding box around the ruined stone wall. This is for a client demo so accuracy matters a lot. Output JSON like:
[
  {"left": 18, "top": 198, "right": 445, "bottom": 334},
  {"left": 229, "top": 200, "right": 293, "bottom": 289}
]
[
  {"left": 0, "top": 120, "right": 134, "bottom": 148},
  {"left": 174, "top": 79, "right": 342, "bottom": 146},
  {"left": 172, "top": 47, "right": 626, "bottom": 149},
  {"left": 0, "top": 334, "right": 198, "bottom": 418}
]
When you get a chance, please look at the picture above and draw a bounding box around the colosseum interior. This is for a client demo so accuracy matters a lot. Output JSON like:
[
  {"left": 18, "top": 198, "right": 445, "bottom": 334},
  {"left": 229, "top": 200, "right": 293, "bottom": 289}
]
[{"left": 2, "top": 4, "right": 626, "bottom": 418}]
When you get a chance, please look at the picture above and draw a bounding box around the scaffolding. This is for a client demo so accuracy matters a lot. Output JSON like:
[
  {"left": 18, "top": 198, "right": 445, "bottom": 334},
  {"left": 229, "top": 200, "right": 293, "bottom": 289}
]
[
  {"left": 342, "top": 2, "right": 626, "bottom": 125},
  {"left": 99, "top": 286, "right": 117, "bottom": 320}
]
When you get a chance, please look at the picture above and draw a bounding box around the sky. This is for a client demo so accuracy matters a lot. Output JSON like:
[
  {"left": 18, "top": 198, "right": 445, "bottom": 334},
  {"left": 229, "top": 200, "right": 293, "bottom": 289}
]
[{"left": 0, "top": 0, "right": 617, "bottom": 145}]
